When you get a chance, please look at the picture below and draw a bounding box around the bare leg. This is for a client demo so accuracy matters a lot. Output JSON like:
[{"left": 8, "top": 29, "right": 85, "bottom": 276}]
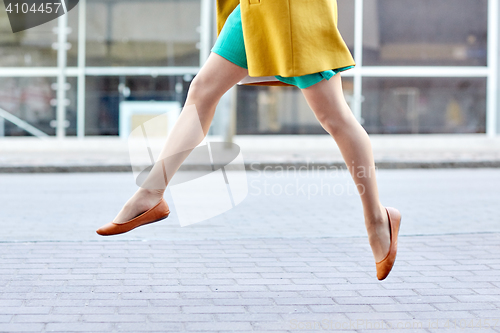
[
  {"left": 112, "top": 52, "right": 249, "bottom": 223},
  {"left": 300, "top": 73, "right": 391, "bottom": 262}
]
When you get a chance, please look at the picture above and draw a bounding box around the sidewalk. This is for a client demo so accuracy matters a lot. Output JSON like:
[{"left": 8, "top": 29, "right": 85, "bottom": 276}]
[
  {"left": 1, "top": 234, "right": 499, "bottom": 333},
  {"left": 1, "top": 134, "right": 500, "bottom": 172},
  {"left": 1, "top": 168, "right": 499, "bottom": 332}
]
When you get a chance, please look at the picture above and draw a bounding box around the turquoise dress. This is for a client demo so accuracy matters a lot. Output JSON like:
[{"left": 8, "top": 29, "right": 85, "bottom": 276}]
[{"left": 211, "top": 4, "right": 354, "bottom": 89}]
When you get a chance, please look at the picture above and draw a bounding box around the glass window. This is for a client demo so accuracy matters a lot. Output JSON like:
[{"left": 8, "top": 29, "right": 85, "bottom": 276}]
[
  {"left": 361, "top": 77, "right": 486, "bottom": 134},
  {"left": 0, "top": 9, "right": 58, "bottom": 66},
  {"left": 85, "top": 75, "right": 190, "bottom": 135},
  {"left": 66, "top": 6, "right": 80, "bottom": 67},
  {"left": 363, "top": 0, "right": 488, "bottom": 66},
  {"left": 337, "top": 0, "right": 355, "bottom": 58},
  {"left": 64, "top": 77, "right": 78, "bottom": 136},
  {"left": 0, "top": 77, "right": 57, "bottom": 136},
  {"left": 236, "top": 77, "right": 355, "bottom": 135},
  {"left": 86, "top": 0, "right": 201, "bottom": 67}
]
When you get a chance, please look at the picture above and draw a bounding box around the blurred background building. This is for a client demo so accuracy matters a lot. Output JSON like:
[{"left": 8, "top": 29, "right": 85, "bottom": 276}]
[{"left": 0, "top": 0, "right": 498, "bottom": 138}]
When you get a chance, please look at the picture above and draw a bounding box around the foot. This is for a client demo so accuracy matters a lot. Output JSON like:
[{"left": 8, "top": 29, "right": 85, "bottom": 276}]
[
  {"left": 365, "top": 205, "right": 391, "bottom": 263},
  {"left": 112, "top": 188, "right": 166, "bottom": 224}
]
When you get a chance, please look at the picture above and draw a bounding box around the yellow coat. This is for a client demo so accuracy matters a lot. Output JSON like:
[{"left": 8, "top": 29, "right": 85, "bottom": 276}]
[{"left": 216, "top": 0, "right": 356, "bottom": 87}]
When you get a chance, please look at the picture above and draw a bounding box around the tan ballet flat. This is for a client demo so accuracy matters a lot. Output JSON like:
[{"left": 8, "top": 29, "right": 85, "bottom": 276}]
[
  {"left": 375, "top": 207, "right": 402, "bottom": 281},
  {"left": 96, "top": 198, "right": 170, "bottom": 236}
]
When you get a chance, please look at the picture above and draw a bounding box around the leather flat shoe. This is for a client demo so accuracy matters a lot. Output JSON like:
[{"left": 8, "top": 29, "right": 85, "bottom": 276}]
[
  {"left": 96, "top": 198, "right": 170, "bottom": 236},
  {"left": 375, "top": 207, "right": 402, "bottom": 281}
]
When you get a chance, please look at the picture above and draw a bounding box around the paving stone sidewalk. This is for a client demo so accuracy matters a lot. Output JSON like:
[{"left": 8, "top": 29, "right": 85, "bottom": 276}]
[
  {"left": 1, "top": 233, "right": 499, "bottom": 333},
  {"left": 2, "top": 169, "right": 499, "bottom": 332}
]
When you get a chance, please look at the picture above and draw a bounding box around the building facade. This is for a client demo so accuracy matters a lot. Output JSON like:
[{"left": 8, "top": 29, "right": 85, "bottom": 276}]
[{"left": 0, "top": 0, "right": 498, "bottom": 137}]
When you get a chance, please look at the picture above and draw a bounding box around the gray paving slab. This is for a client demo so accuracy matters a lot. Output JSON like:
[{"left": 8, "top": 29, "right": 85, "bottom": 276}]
[
  {"left": 0, "top": 234, "right": 499, "bottom": 332},
  {"left": 1, "top": 169, "right": 499, "bottom": 332}
]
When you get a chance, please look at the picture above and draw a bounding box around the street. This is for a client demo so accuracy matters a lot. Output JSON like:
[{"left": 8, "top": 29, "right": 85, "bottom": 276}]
[{"left": 0, "top": 169, "right": 499, "bottom": 332}]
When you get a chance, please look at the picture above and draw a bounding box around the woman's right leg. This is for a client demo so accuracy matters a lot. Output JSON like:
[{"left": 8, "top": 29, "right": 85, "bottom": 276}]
[{"left": 111, "top": 52, "right": 249, "bottom": 223}]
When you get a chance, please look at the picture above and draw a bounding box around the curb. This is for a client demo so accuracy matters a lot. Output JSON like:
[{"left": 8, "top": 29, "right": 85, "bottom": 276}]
[{"left": 1, "top": 160, "right": 500, "bottom": 173}]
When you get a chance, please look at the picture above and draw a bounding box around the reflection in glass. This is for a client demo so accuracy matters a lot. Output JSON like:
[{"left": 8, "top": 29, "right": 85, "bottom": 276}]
[
  {"left": 337, "top": 0, "right": 355, "bottom": 57},
  {"left": 0, "top": 9, "right": 59, "bottom": 67},
  {"left": 236, "top": 78, "right": 355, "bottom": 135},
  {"left": 0, "top": 77, "right": 57, "bottom": 136},
  {"left": 66, "top": 6, "right": 80, "bottom": 67},
  {"left": 84, "top": 75, "right": 190, "bottom": 135},
  {"left": 363, "top": 0, "right": 487, "bottom": 66},
  {"left": 86, "top": 0, "right": 201, "bottom": 67},
  {"left": 362, "top": 78, "right": 486, "bottom": 134}
]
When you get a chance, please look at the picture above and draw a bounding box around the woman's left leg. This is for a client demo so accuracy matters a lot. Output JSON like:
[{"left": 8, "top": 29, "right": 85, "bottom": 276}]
[{"left": 300, "top": 73, "right": 391, "bottom": 263}]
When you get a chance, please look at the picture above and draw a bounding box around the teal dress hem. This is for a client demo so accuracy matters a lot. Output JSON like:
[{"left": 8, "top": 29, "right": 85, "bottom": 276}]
[{"left": 211, "top": 3, "right": 354, "bottom": 89}]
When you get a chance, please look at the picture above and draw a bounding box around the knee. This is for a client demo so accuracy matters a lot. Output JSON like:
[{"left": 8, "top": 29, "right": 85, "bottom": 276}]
[
  {"left": 317, "top": 110, "right": 354, "bottom": 137},
  {"left": 187, "top": 75, "right": 221, "bottom": 106}
]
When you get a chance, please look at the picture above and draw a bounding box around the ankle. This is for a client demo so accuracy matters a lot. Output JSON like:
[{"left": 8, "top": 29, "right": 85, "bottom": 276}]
[
  {"left": 136, "top": 187, "right": 165, "bottom": 198},
  {"left": 364, "top": 205, "right": 387, "bottom": 228}
]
